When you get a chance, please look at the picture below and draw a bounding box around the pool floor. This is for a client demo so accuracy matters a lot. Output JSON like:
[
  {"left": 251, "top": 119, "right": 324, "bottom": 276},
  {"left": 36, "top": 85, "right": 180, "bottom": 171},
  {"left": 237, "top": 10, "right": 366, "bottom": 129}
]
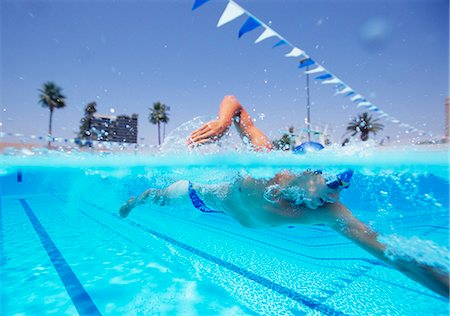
[{"left": 1, "top": 191, "right": 448, "bottom": 315}]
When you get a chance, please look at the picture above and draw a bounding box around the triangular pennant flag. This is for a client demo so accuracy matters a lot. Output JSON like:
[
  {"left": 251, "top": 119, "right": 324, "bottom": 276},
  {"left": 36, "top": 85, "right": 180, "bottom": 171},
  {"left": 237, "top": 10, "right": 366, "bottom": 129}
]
[
  {"left": 367, "top": 105, "right": 378, "bottom": 111},
  {"left": 299, "top": 58, "right": 315, "bottom": 68},
  {"left": 192, "top": 0, "right": 210, "bottom": 10},
  {"left": 285, "top": 47, "right": 305, "bottom": 57},
  {"left": 335, "top": 86, "right": 352, "bottom": 95},
  {"left": 217, "top": 1, "right": 245, "bottom": 27},
  {"left": 272, "top": 39, "right": 287, "bottom": 48},
  {"left": 238, "top": 16, "right": 261, "bottom": 38},
  {"left": 304, "top": 65, "right": 325, "bottom": 74},
  {"left": 357, "top": 101, "right": 371, "bottom": 108},
  {"left": 390, "top": 118, "right": 400, "bottom": 123},
  {"left": 350, "top": 94, "right": 363, "bottom": 102},
  {"left": 346, "top": 91, "right": 356, "bottom": 97},
  {"left": 322, "top": 77, "right": 341, "bottom": 85},
  {"left": 255, "top": 27, "right": 277, "bottom": 43},
  {"left": 315, "top": 73, "right": 332, "bottom": 80}
]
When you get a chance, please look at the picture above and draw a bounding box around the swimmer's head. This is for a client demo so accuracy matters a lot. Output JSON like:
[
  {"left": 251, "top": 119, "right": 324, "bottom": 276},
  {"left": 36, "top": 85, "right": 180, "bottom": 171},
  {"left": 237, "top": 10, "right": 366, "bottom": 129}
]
[{"left": 291, "top": 142, "right": 353, "bottom": 189}]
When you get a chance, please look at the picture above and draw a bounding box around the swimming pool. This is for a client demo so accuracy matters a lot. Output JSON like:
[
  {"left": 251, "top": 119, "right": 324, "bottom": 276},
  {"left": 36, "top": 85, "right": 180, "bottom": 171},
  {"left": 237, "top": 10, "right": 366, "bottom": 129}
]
[{"left": 1, "top": 147, "right": 449, "bottom": 315}]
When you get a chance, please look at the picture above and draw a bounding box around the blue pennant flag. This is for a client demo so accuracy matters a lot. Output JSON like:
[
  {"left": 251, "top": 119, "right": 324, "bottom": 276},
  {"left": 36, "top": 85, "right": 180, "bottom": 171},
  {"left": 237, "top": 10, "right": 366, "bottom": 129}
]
[
  {"left": 315, "top": 73, "right": 332, "bottom": 80},
  {"left": 346, "top": 91, "right": 356, "bottom": 97},
  {"left": 272, "top": 39, "right": 287, "bottom": 48},
  {"left": 239, "top": 17, "right": 261, "bottom": 38},
  {"left": 299, "top": 58, "right": 315, "bottom": 68},
  {"left": 192, "top": 0, "right": 210, "bottom": 10}
]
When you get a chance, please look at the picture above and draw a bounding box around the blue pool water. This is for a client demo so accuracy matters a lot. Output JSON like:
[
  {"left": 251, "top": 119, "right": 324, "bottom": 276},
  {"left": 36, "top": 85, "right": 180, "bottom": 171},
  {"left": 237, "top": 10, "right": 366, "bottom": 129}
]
[{"left": 0, "top": 146, "right": 449, "bottom": 315}]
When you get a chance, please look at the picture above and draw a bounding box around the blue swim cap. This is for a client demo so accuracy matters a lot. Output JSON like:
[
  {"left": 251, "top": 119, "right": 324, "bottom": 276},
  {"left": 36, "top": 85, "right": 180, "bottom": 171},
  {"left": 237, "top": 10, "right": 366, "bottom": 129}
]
[
  {"left": 291, "top": 142, "right": 353, "bottom": 189},
  {"left": 292, "top": 141, "right": 324, "bottom": 155},
  {"left": 326, "top": 169, "right": 353, "bottom": 189}
]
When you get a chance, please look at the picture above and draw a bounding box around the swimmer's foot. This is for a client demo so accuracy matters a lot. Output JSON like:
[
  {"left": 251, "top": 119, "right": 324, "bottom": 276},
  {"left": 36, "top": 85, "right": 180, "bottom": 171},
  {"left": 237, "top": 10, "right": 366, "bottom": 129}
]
[{"left": 119, "top": 197, "right": 137, "bottom": 218}]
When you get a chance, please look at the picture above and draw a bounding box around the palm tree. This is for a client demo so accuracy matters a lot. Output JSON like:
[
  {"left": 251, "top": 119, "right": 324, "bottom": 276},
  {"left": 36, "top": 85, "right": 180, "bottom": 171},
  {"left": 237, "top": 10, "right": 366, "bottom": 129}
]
[
  {"left": 343, "top": 112, "right": 384, "bottom": 144},
  {"left": 38, "top": 81, "right": 66, "bottom": 147},
  {"left": 148, "top": 102, "right": 170, "bottom": 145}
]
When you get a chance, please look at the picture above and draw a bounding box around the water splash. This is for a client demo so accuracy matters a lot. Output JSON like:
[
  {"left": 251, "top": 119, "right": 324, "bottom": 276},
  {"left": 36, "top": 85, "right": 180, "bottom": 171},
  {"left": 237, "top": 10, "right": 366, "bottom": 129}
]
[{"left": 378, "top": 234, "right": 450, "bottom": 272}]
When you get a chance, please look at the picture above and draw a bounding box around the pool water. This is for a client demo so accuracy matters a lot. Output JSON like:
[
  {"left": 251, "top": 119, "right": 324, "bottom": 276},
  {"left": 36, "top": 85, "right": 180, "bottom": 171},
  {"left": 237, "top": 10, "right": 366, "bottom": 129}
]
[{"left": 0, "top": 147, "right": 449, "bottom": 315}]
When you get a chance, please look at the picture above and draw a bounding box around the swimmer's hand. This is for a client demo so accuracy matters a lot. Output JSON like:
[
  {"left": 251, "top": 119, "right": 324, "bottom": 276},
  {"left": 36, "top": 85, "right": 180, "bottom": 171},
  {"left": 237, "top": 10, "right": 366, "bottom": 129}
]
[{"left": 187, "top": 119, "right": 229, "bottom": 146}]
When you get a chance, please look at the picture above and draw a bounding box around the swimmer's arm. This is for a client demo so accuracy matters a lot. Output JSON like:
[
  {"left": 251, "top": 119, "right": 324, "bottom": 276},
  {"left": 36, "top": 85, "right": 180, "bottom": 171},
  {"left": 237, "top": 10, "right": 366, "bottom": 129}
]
[
  {"left": 325, "top": 202, "right": 449, "bottom": 298},
  {"left": 188, "top": 95, "right": 272, "bottom": 151}
]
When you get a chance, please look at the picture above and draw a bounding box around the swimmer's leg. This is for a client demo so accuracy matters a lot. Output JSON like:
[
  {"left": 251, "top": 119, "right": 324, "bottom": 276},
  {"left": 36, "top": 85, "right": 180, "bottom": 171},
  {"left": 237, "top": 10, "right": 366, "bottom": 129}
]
[{"left": 119, "top": 180, "right": 191, "bottom": 218}]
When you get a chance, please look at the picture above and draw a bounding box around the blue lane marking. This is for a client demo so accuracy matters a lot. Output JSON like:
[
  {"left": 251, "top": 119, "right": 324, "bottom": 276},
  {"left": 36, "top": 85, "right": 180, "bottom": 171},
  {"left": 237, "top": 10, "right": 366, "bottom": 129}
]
[
  {"left": 150, "top": 207, "right": 387, "bottom": 267},
  {"left": 0, "top": 197, "right": 4, "bottom": 266},
  {"left": 115, "top": 213, "right": 346, "bottom": 316},
  {"left": 17, "top": 170, "right": 23, "bottom": 182},
  {"left": 19, "top": 199, "right": 101, "bottom": 316}
]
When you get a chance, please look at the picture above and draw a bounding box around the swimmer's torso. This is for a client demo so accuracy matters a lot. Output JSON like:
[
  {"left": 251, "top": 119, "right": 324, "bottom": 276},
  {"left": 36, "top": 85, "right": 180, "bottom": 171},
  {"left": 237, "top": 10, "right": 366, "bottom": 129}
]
[{"left": 213, "top": 175, "right": 317, "bottom": 228}]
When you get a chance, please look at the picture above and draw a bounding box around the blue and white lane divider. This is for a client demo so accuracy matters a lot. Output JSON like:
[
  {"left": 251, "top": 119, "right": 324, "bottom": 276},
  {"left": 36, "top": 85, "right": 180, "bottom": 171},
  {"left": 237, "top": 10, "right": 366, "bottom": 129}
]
[
  {"left": 19, "top": 199, "right": 101, "bottom": 316},
  {"left": 0, "top": 131, "right": 152, "bottom": 149}
]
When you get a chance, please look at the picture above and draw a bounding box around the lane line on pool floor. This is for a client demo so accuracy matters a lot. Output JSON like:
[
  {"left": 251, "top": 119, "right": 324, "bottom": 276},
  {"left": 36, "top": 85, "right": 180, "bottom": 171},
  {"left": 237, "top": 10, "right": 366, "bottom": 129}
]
[
  {"left": 19, "top": 199, "right": 102, "bottom": 316},
  {"left": 78, "top": 196, "right": 442, "bottom": 300},
  {"left": 0, "top": 196, "right": 4, "bottom": 266},
  {"left": 72, "top": 197, "right": 347, "bottom": 316},
  {"left": 53, "top": 193, "right": 442, "bottom": 303}
]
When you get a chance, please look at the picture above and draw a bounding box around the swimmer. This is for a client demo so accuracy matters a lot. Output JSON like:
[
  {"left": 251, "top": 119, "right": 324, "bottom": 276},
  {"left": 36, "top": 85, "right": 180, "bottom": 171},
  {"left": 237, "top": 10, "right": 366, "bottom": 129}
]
[{"left": 120, "top": 95, "right": 449, "bottom": 298}]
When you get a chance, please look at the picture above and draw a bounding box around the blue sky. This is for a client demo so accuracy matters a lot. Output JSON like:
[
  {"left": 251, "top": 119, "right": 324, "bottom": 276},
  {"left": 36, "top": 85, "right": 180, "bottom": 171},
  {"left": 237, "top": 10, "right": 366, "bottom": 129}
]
[{"left": 1, "top": 0, "right": 448, "bottom": 145}]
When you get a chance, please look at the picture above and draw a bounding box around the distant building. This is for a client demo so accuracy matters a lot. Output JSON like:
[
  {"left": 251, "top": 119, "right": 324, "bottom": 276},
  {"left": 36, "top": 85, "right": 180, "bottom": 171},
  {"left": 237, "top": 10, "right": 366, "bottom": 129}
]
[{"left": 90, "top": 113, "right": 138, "bottom": 143}]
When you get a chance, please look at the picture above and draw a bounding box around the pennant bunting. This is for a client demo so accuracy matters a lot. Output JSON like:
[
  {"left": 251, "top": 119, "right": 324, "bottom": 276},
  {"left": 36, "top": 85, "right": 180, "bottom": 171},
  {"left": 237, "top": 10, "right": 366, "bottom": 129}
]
[
  {"left": 315, "top": 73, "right": 332, "bottom": 80},
  {"left": 335, "top": 86, "right": 353, "bottom": 95},
  {"left": 272, "top": 39, "right": 287, "bottom": 48},
  {"left": 299, "top": 58, "right": 315, "bottom": 68},
  {"left": 321, "top": 77, "right": 341, "bottom": 85},
  {"left": 350, "top": 94, "right": 363, "bottom": 102},
  {"left": 239, "top": 16, "right": 261, "bottom": 38},
  {"left": 192, "top": 0, "right": 210, "bottom": 10},
  {"left": 195, "top": 0, "right": 429, "bottom": 136},
  {"left": 357, "top": 101, "right": 372, "bottom": 108},
  {"left": 285, "top": 47, "right": 305, "bottom": 57},
  {"left": 255, "top": 27, "right": 278, "bottom": 43},
  {"left": 217, "top": 1, "right": 245, "bottom": 27},
  {"left": 304, "top": 65, "right": 325, "bottom": 74}
]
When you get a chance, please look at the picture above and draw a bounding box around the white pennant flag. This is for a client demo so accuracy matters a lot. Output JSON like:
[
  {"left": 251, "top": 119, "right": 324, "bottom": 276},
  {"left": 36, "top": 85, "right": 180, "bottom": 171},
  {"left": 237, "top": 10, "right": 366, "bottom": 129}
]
[
  {"left": 255, "top": 27, "right": 278, "bottom": 43},
  {"left": 357, "top": 101, "right": 371, "bottom": 108},
  {"left": 217, "top": 1, "right": 245, "bottom": 28},
  {"left": 378, "top": 113, "right": 388, "bottom": 118},
  {"left": 304, "top": 65, "right": 325, "bottom": 74},
  {"left": 350, "top": 94, "right": 363, "bottom": 101},
  {"left": 285, "top": 47, "right": 305, "bottom": 57},
  {"left": 321, "top": 77, "right": 341, "bottom": 85},
  {"left": 335, "top": 86, "right": 352, "bottom": 95}
]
